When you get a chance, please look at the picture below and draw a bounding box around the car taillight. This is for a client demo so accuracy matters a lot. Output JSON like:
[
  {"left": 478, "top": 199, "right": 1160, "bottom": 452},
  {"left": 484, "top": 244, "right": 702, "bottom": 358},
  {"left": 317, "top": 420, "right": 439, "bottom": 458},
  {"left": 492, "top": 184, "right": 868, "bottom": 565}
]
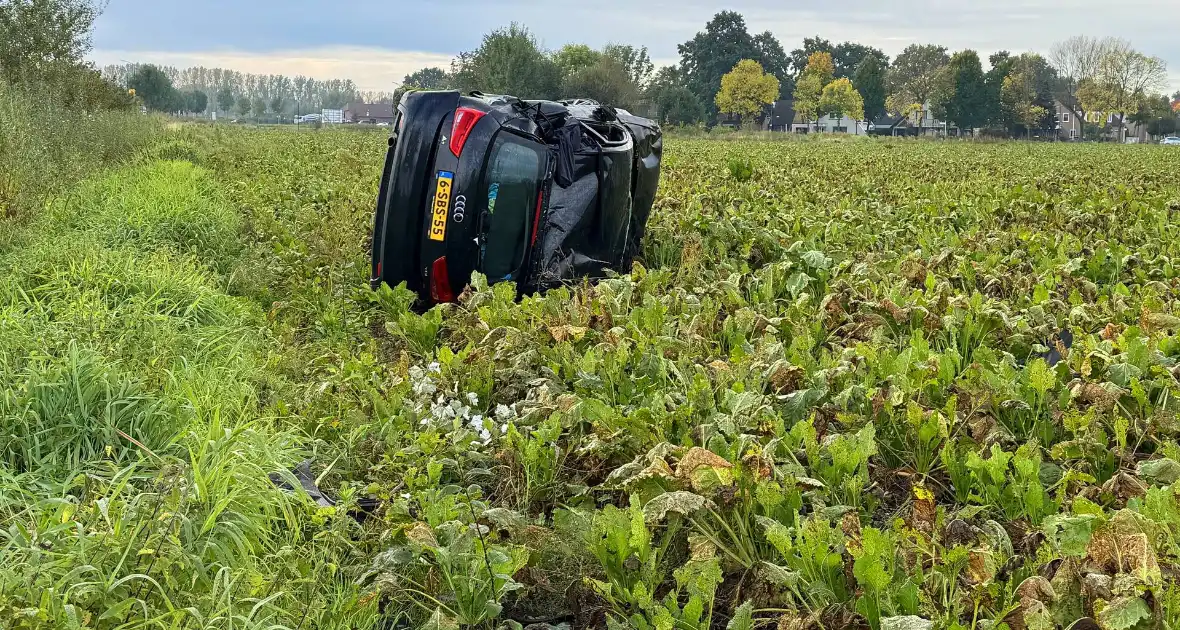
[
  {"left": 449, "top": 107, "right": 485, "bottom": 156},
  {"left": 430, "top": 256, "right": 454, "bottom": 303}
]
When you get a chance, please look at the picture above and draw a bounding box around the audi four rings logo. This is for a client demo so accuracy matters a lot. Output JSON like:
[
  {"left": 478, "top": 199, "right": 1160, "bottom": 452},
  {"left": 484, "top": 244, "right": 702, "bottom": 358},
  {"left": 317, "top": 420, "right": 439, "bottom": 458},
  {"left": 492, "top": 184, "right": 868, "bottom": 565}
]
[{"left": 452, "top": 195, "right": 466, "bottom": 223}]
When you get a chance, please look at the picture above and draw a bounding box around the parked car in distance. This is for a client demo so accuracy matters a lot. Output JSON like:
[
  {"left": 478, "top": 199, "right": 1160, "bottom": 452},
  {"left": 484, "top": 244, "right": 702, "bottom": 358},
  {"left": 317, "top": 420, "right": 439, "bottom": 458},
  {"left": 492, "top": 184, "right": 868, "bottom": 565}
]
[
  {"left": 370, "top": 90, "right": 662, "bottom": 307},
  {"left": 1162, "top": 137, "right": 1180, "bottom": 145}
]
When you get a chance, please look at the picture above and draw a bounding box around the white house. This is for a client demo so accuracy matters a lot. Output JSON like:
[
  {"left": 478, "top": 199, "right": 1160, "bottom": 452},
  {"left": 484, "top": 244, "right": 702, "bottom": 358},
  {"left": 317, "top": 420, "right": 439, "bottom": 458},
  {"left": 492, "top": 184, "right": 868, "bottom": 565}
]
[{"left": 807, "top": 112, "right": 872, "bottom": 134}]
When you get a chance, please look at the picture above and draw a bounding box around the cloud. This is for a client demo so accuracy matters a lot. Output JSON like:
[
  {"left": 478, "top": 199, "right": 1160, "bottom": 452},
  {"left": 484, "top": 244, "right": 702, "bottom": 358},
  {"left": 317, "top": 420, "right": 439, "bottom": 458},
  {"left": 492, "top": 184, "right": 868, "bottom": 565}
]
[
  {"left": 90, "top": 0, "right": 1179, "bottom": 92},
  {"left": 89, "top": 47, "right": 455, "bottom": 92}
]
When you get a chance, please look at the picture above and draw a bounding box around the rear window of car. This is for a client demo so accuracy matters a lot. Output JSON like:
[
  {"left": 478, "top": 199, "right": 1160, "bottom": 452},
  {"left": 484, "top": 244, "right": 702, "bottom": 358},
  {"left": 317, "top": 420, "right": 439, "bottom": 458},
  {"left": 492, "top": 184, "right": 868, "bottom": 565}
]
[{"left": 481, "top": 134, "right": 545, "bottom": 280}]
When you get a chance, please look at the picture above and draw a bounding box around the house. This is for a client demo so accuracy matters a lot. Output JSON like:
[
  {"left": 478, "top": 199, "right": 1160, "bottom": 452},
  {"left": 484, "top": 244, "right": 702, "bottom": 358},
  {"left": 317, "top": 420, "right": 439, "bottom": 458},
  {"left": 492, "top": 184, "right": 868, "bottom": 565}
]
[
  {"left": 810, "top": 112, "right": 871, "bottom": 135},
  {"left": 767, "top": 100, "right": 800, "bottom": 132},
  {"left": 910, "top": 105, "right": 952, "bottom": 136},
  {"left": 869, "top": 115, "right": 914, "bottom": 136},
  {"left": 765, "top": 100, "right": 870, "bottom": 134},
  {"left": 1053, "top": 101, "right": 1149, "bottom": 142},
  {"left": 344, "top": 102, "right": 395, "bottom": 124}
]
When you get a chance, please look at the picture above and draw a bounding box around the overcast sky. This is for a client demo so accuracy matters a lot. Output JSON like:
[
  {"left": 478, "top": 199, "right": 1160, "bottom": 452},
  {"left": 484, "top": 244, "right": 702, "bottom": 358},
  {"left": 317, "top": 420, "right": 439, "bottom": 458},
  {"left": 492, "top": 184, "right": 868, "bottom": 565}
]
[{"left": 90, "top": 0, "right": 1180, "bottom": 93}]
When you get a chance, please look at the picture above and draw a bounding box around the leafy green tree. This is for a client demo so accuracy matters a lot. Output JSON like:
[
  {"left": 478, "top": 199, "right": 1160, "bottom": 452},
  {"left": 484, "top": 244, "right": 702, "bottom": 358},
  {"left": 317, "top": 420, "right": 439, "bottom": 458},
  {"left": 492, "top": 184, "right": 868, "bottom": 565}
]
[
  {"left": 1002, "top": 66, "right": 1047, "bottom": 138},
  {"left": 793, "top": 52, "right": 834, "bottom": 131},
  {"left": 647, "top": 65, "right": 694, "bottom": 122},
  {"left": 677, "top": 11, "right": 761, "bottom": 122},
  {"left": 941, "top": 50, "right": 989, "bottom": 132},
  {"left": 393, "top": 66, "right": 451, "bottom": 104},
  {"left": 790, "top": 38, "right": 887, "bottom": 80},
  {"left": 128, "top": 64, "right": 178, "bottom": 111},
  {"left": 234, "top": 95, "right": 251, "bottom": 117},
  {"left": 251, "top": 97, "right": 267, "bottom": 119},
  {"left": 216, "top": 87, "right": 235, "bottom": 113},
  {"left": 1129, "top": 93, "right": 1176, "bottom": 136},
  {"left": 185, "top": 89, "right": 208, "bottom": 114},
  {"left": 0, "top": 0, "right": 99, "bottom": 81},
  {"left": 269, "top": 94, "right": 284, "bottom": 116},
  {"left": 753, "top": 31, "right": 792, "bottom": 97},
  {"left": 888, "top": 44, "right": 950, "bottom": 132},
  {"left": 40, "top": 62, "right": 134, "bottom": 110},
  {"left": 403, "top": 67, "right": 449, "bottom": 90},
  {"left": 794, "top": 73, "right": 824, "bottom": 130},
  {"left": 715, "top": 60, "right": 779, "bottom": 129},
  {"left": 554, "top": 44, "right": 602, "bottom": 77},
  {"left": 853, "top": 55, "right": 887, "bottom": 122},
  {"left": 562, "top": 57, "right": 638, "bottom": 108},
  {"left": 832, "top": 42, "right": 889, "bottom": 80},
  {"left": 602, "top": 44, "right": 654, "bottom": 87},
  {"left": 451, "top": 23, "right": 562, "bottom": 100},
  {"left": 984, "top": 51, "right": 1016, "bottom": 128},
  {"left": 819, "top": 78, "right": 865, "bottom": 128},
  {"left": 656, "top": 86, "right": 705, "bottom": 126},
  {"left": 788, "top": 36, "right": 834, "bottom": 78}
]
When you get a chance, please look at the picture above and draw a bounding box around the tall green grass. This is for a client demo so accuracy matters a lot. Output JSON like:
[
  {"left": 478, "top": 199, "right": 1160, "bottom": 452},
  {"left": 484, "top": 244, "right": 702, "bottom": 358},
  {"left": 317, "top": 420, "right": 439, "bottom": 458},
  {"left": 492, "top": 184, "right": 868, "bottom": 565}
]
[
  {"left": 0, "top": 80, "right": 160, "bottom": 226},
  {"left": 0, "top": 157, "right": 378, "bottom": 627}
]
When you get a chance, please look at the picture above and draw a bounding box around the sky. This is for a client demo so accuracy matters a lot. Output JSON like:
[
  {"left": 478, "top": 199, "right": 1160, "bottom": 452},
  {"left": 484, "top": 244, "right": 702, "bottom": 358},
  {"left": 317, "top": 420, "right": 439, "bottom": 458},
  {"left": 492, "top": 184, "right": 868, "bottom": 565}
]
[{"left": 90, "top": 0, "right": 1180, "bottom": 93}]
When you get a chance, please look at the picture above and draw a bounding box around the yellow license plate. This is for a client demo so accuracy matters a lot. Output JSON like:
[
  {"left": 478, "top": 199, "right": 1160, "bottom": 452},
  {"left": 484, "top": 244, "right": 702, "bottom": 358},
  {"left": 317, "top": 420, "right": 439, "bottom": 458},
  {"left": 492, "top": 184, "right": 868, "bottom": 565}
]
[{"left": 429, "top": 171, "right": 453, "bottom": 242}]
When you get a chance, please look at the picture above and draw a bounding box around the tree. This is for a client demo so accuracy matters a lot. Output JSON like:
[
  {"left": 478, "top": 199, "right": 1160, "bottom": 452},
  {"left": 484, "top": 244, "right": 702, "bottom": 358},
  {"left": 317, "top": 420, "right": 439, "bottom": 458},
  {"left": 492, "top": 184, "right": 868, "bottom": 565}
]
[
  {"left": 853, "top": 55, "right": 887, "bottom": 122},
  {"left": 984, "top": 51, "right": 1016, "bottom": 129},
  {"left": 251, "top": 97, "right": 267, "bottom": 119},
  {"left": 234, "top": 96, "right": 251, "bottom": 118},
  {"left": 1049, "top": 36, "right": 1115, "bottom": 127},
  {"left": 804, "top": 52, "right": 835, "bottom": 85},
  {"left": 789, "top": 37, "right": 834, "bottom": 78},
  {"left": 602, "top": 44, "right": 654, "bottom": 87},
  {"left": 790, "top": 38, "right": 887, "bottom": 80},
  {"left": 794, "top": 73, "right": 824, "bottom": 131},
  {"left": 269, "top": 94, "right": 285, "bottom": 116},
  {"left": 677, "top": 11, "right": 763, "bottom": 122},
  {"left": 832, "top": 42, "right": 889, "bottom": 80},
  {"left": 1129, "top": 93, "right": 1175, "bottom": 136},
  {"left": 184, "top": 89, "right": 208, "bottom": 114},
  {"left": 0, "top": 0, "right": 100, "bottom": 81},
  {"left": 888, "top": 44, "right": 950, "bottom": 133},
  {"left": 753, "top": 31, "right": 792, "bottom": 97},
  {"left": 451, "top": 23, "right": 562, "bottom": 100},
  {"left": 393, "top": 66, "right": 451, "bottom": 104},
  {"left": 1077, "top": 41, "right": 1168, "bottom": 138},
  {"left": 403, "top": 67, "right": 449, "bottom": 90},
  {"left": 217, "top": 87, "right": 235, "bottom": 113},
  {"left": 819, "top": 78, "right": 865, "bottom": 130},
  {"left": 941, "top": 50, "right": 988, "bottom": 132},
  {"left": 1002, "top": 66, "right": 1045, "bottom": 138},
  {"left": 715, "top": 60, "right": 779, "bottom": 129},
  {"left": 553, "top": 44, "right": 601, "bottom": 77},
  {"left": 562, "top": 57, "right": 639, "bottom": 108},
  {"left": 794, "top": 52, "right": 835, "bottom": 131},
  {"left": 656, "top": 86, "right": 705, "bottom": 126},
  {"left": 128, "top": 64, "right": 178, "bottom": 111}
]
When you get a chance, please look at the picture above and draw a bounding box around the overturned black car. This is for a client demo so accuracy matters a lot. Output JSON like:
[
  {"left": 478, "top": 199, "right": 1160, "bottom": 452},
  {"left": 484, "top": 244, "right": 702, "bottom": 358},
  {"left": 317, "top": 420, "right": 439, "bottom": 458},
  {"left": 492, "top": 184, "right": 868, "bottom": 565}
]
[{"left": 370, "top": 91, "right": 662, "bottom": 305}]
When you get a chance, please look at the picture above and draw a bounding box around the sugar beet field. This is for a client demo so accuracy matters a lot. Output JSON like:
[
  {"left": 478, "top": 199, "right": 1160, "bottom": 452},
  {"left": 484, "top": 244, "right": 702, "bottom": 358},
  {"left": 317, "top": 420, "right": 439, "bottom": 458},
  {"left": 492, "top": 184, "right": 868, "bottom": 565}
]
[{"left": 3, "top": 129, "right": 1180, "bottom": 630}]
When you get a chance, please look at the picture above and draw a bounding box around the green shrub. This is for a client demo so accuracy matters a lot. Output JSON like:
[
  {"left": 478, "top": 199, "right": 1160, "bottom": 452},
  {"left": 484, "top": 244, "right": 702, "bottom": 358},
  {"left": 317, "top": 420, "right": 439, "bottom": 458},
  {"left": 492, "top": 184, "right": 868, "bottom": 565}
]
[{"left": 0, "top": 80, "right": 159, "bottom": 217}]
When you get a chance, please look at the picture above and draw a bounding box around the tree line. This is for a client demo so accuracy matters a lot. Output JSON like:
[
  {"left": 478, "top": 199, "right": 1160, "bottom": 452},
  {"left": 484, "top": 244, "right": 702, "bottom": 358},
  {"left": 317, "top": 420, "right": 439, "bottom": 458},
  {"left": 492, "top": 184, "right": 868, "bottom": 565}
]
[
  {"left": 101, "top": 63, "right": 375, "bottom": 118},
  {"left": 391, "top": 12, "right": 1175, "bottom": 139},
  {"left": 0, "top": 0, "right": 135, "bottom": 111}
]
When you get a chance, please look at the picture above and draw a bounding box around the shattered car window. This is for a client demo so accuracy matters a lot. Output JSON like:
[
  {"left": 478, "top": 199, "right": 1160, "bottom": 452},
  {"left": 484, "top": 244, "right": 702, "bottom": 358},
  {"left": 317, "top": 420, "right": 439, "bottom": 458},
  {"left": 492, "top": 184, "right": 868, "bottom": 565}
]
[{"left": 481, "top": 135, "right": 543, "bottom": 280}]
